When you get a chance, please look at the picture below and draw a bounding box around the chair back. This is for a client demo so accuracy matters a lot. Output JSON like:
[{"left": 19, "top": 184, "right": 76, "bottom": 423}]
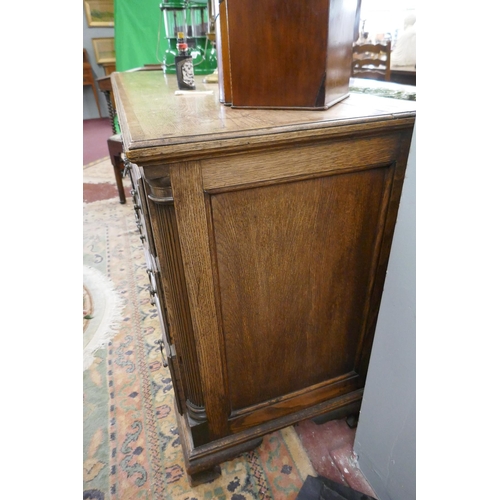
[
  {"left": 97, "top": 65, "right": 164, "bottom": 135},
  {"left": 351, "top": 41, "right": 391, "bottom": 81},
  {"left": 96, "top": 75, "right": 119, "bottom": 134}
]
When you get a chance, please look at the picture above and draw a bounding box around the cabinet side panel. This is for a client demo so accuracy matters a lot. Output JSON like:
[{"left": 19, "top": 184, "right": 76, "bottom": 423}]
[{"left": 211, "top": 169, "right": 390, "bottom": 411}]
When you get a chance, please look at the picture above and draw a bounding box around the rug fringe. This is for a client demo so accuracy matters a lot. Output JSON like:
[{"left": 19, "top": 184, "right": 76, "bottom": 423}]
[{"left": 83, "top": 265, "right": 126, "bottom": 371}]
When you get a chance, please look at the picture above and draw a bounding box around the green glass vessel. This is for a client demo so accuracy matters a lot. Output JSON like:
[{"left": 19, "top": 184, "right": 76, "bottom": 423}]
[{"left": 160, "top": 0, "right": 217, "bottom": 75}]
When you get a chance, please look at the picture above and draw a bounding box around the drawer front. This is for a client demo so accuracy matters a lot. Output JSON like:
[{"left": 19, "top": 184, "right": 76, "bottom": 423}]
[
  {"left": 140, "top": 169, "right": 208, "bottom": 425},
  {"left": 130, "top": 163, "right": 188, "bottom": 416},
  {"left": 148, "top": 264, "right": 186, "bottom": 415},
  {"left": 130, "top": 165, "right": 157, "bottom": 258}
]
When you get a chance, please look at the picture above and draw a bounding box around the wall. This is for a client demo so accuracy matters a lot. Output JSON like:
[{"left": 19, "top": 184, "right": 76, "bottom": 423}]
[
  {"left": 359, "top": 0, "right": 416, "bottom": 41},
  {"left": 354, "top": 125, "right": 416, "bottom": 500},
  {"left": 83, "top": 6, "right": 114, "bottom": 120}
]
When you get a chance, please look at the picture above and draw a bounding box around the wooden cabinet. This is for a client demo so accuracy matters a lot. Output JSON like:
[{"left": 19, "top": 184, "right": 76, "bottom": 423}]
[
  {"left": 112, "top": 70, "right": 416, "bottom": 485},
  {"left": 218, "top": 0, "right": 357, "bottom": 109}
]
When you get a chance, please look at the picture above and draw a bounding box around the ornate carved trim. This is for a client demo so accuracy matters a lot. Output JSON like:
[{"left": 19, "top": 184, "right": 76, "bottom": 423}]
[
  {"left": 186, "top": 399, "right": 208, "bottom": 423},
  {"left": 148, "top": 189, "right": 174, "bottom": 204},
  {"left": 144, "top": 174, "right": 174, "bottom": 204}
]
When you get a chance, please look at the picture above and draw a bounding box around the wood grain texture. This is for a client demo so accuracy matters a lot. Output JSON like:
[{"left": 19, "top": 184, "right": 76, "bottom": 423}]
[
  {"left": 169, "top": 161, "right": 230, "bottom": 440},
  {"left": 202, "top": 133, "right": 399, "bottom": 192},
  {"left": 129, "top": 165, "right": 187, "bottom": 414},
  {"left": 111, "top": 71, "right": 416, "bottom": 165},
  {"left": 224, "top": 0, "right": 356, "bottom": 109},
  {"left": 324, "top": 0, "right": 358, "bottom": 106},
  {"left": 228, "top": 373, "right": 360, "bottom": 433},
  {"left": 142, "top": 177, "right": 206, "bottom": 415},
  {"left": 357, "top": 127, "right": 414, "bottom": 378},
  {"left": 178, "top": 388, "right": 365, "bottom": 467},
  {"left": 112, "top": 69, "right": 416, "bottom": 481},
  {"left": 210, "top": 167, "right": 391, "bottom": 411}
]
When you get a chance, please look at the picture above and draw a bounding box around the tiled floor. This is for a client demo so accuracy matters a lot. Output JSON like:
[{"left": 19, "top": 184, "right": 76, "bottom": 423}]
[{"left": 83, "top": 118, "right": 378, "bottom": 499}]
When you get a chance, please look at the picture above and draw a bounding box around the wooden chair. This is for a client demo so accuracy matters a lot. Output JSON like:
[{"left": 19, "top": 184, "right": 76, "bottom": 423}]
[
  {"left": 97, "top": 65, "right": 163, "bottom": 203},
  {"left": 351, "top": 41, "right": 391, "bottom": 82},
  {"left": 84, "top": 49, "right": 102, "bottom": 117},
  {"left": 96, "top": 74, "right": 127, "bottom": 203}
]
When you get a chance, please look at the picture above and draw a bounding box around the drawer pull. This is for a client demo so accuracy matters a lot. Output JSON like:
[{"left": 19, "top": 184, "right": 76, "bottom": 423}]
[
  {"left": 155, "top": 339, "right": 169, "bottom": 368},
  {"left": 123, "top": 161, "right": 131, "bottom": 178},
  {"left": 148, "top": 284, "right": 156, "bottom": 305}
]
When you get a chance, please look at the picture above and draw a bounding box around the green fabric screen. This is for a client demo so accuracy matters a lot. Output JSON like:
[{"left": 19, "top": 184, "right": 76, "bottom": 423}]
[{"left": 114, "top": 0, "right": 168, "bottom": 71}]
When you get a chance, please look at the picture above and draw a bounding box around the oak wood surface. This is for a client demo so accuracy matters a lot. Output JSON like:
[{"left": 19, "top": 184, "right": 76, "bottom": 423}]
[
  {"left": 178, "top": 387, "right": 364, "bottom": 471},
  {"left": 202, "top": 132, "right": 400, "bottom": 192},
  {"left": 211, "top": 166, "right": 391, "bottom": 411},
  {"left": 140, "top": 175, "right": 205, "bottom": 415},
  {"left": 228, "top": 374, "right": 360, "bottom": 434},
  {"left": 111, "top": 71, "right": 415, "bottom": 165},
  {"left": 129, "top": 166, "right": 187, "bottom": 414},
  {"left": 111, "top": 69, "right": 416, "bottom": 481},
  {"left": 169, "top": 161, "right": 230, "bottom": 441}
]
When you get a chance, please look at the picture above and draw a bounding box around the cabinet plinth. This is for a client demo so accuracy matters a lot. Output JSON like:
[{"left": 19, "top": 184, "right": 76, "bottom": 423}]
[{"left": 112, "top": 71, "right": 416, "bottom": 483}]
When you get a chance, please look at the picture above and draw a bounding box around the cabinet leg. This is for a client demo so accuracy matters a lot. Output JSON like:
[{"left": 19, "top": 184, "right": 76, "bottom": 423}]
[
  {"left": 184, "top": 436, "right": 264, "bottom": 486},
  {"left": 187, "top": 465, "right": 222, "bottom": 487},
  {"left": 346, "top": 413, "right": 359, "bottom": 429},
  {"left": 311, "top": 400, "right": 362, "bottom": 425}
]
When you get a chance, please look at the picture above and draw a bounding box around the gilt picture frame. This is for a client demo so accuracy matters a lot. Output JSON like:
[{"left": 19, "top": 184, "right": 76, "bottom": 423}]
[
  {"left": 92, "top": 37, "right": 116, "bottom": 64},
  {"left": 84, "top": 0, "right": 114, "bottom": 27}
]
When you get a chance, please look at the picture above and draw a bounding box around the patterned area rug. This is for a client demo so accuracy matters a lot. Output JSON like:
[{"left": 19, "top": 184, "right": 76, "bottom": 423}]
[
  {"left": 83, "top": 160, "right": 316, "bottom": 500},
  {"left": 83, "top": 157, "right": 131, "bottom": 186}
]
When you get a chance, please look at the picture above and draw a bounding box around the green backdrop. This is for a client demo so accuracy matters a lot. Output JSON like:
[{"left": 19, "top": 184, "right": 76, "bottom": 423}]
[{"left": 115, "top": 0, "right": 168, "bottom": 71}]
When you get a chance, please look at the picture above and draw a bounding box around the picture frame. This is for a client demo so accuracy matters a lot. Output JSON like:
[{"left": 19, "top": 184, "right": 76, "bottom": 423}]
[
  {"left": 84, "top": 0, "right": 114, "bottom": 27},
  {"left": 92, "top": 37, "right": 116, "bottom": 64}
]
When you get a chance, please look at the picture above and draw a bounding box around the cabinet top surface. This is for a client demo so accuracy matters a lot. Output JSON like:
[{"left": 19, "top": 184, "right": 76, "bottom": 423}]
[{"left": 112, "top": 70, "right": 416, "bottom": 162}]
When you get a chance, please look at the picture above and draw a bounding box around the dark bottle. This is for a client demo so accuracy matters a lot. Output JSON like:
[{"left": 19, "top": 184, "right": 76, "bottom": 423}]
[{"left": 175, "top": 32, "right": 196, "bottom": 90}]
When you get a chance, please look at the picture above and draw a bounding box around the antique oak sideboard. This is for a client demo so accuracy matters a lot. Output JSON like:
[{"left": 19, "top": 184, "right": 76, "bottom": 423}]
[{"left": 111, "top": 70, "right": 416, "bottom": 485}]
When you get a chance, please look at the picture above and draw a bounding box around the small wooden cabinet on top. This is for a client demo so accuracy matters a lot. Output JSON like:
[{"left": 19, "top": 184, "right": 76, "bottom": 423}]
[{"left": 111, "top": 70, "right": 416, "bottom": 485}]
